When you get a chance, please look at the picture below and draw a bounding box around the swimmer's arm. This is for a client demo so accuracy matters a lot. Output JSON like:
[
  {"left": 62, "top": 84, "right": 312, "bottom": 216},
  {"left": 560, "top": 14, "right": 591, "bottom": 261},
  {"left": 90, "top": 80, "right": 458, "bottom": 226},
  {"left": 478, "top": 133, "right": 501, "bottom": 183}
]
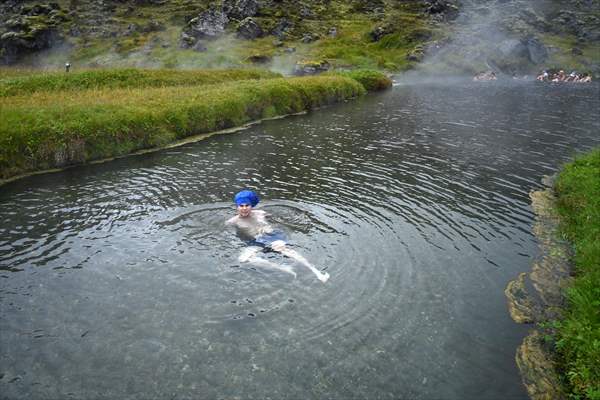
[{"left": 225, "top": 216, "right": 238, "bottom": 226}]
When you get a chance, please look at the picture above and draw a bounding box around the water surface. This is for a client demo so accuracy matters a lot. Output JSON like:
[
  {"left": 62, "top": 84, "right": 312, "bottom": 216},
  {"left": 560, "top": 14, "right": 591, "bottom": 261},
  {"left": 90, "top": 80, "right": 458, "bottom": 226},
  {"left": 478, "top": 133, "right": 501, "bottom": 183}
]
[{"left": 1, "top": 80, "right": 598, "bottom": 399}]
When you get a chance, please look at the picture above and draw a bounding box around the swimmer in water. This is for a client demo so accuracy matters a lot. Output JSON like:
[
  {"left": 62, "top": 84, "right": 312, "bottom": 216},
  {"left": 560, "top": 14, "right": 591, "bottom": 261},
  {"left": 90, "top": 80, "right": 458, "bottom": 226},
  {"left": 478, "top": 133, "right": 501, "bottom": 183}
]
[{"left": 226, "top": 190, "right": 330, "bottom": 283}]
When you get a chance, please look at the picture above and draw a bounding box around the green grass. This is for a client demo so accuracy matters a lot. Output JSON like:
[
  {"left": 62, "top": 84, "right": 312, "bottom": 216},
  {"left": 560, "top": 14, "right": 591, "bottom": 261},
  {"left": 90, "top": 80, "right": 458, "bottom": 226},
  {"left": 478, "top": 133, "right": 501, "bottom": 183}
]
[
  {"left": 311, "top": 11, "right": 429, "bottom": 71},
  {"left": 0, "top": 68, "right": 389, "bottom": 180},
  {"left": 540, "top": 33, "right": 600, "bottom": 75},
  {"left": 554, "top": 148, "right": 600, "bottom": 399},
  {"left": 0, "top": 68, "right": 280, "bottom": 97},
  {"left": 332, "top": 69, "right": 393, "bottom": 91}
]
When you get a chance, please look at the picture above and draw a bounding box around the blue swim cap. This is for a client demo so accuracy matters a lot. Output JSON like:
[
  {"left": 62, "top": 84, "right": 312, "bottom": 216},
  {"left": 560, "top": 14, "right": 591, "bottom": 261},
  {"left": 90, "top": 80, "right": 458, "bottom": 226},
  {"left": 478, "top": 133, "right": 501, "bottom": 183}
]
[{"left": 234, "top": 190, "right": 259, "bottom": 207}]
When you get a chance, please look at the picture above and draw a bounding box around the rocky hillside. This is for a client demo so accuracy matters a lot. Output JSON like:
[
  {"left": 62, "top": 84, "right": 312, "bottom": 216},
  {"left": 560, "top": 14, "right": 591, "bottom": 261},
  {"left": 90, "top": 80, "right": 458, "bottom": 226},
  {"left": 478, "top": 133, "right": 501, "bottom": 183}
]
[{"left": 1, "top": 0, "right": 599, "bottom": 76}]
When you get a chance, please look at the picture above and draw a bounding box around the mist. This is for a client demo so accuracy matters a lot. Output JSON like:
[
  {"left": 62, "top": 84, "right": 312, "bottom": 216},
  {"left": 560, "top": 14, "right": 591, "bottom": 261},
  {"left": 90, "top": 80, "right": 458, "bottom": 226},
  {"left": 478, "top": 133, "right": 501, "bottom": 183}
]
[{"left": 416, "top": 0, "right": 558, "bottom": 77}]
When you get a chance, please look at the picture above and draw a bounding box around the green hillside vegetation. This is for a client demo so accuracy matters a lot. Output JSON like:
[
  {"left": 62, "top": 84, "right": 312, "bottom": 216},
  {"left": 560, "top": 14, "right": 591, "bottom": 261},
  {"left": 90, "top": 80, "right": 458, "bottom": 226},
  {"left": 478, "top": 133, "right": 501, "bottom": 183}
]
[
  {"left": 0, "top": 68, "right": 391, "bottom": 181},
  {"left": 1, "top": 0, "right": 433, "bottom": 72},
  {"left": 554, "top": 149, "right": 600, "bottom": 400}
]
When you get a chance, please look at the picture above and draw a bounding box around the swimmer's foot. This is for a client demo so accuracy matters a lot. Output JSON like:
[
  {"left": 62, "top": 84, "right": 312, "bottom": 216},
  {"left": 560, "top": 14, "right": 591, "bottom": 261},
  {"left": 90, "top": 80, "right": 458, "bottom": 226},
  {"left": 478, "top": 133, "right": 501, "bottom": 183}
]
[{"left": 317, "top": 271, "right": 330, "bottom": 283}]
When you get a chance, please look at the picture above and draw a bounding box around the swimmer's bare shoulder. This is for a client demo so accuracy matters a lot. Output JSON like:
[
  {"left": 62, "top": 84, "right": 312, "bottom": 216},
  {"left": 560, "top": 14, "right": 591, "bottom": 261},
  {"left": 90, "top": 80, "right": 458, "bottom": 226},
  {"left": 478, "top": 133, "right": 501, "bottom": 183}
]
[
  {"left": 225, "top": 210, "right": 267, "bottom": 226},
  {"left": 225, "top": 215, "right": 239, "bottom": 226}
]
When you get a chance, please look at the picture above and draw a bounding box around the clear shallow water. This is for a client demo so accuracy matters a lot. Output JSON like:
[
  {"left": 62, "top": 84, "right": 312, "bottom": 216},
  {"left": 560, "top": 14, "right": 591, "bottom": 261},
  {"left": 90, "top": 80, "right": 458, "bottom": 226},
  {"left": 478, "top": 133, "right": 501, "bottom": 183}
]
[{"left": 1, "top": 80, "right": 598, "bottom": 399}]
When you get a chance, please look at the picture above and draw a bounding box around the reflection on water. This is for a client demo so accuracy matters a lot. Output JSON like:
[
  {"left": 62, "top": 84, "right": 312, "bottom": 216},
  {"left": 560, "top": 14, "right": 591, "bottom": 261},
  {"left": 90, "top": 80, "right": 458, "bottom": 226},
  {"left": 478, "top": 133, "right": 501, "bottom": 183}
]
[{"left": 1, "top": 80, "right": 598, "bottom": 399}]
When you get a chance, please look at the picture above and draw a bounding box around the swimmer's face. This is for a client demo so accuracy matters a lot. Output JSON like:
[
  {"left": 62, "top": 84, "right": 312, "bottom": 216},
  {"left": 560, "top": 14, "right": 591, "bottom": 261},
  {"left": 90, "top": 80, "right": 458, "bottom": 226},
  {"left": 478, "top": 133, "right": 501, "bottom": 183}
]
[{"left": 237, "top": 204, "right": 252, "bottom": 218}]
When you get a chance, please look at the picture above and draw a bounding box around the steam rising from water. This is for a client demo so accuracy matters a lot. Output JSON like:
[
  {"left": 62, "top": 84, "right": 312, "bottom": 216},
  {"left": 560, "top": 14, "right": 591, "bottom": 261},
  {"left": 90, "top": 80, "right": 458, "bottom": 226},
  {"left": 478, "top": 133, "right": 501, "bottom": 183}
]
[{"left": 419, "top": 0, "right": 555, "bottom": 76}]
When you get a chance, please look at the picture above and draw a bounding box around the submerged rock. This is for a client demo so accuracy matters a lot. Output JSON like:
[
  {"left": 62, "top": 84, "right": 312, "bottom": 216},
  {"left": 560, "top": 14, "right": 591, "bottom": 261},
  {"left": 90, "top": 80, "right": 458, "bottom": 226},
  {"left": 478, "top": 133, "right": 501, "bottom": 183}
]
[
  {"left": 516, "top": 332, "right": 565, "bottom": 400},
  {"left": 505, "top": 272, "right": 539, "bottom": 324}
]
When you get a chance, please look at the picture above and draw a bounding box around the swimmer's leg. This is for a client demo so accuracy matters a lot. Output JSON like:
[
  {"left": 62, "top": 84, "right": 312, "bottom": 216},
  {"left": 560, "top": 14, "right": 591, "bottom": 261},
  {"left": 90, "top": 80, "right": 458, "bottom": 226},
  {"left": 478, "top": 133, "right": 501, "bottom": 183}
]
[
  {"left": 238, "top": 246, "right": 296, "bottom": 278},
  {"left": 272, "top": 241, "right": 330, "bottom": 283},
  {"left": 238, "top": 246, "right": 261, "bottom": 263}
]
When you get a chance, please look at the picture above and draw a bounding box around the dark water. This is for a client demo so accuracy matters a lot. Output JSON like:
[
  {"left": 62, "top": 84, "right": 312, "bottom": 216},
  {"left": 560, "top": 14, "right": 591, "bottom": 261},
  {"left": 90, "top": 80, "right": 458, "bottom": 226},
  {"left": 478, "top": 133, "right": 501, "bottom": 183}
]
[{"left": 1, "top": 80, "right": 598, "bottom": 399}]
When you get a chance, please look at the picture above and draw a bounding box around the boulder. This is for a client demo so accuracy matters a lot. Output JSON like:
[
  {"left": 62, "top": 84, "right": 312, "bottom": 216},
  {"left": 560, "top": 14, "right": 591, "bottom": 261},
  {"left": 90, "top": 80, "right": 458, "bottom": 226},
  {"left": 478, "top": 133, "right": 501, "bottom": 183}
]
[
  {"left": 237, "top": 17, "right": 263, "bottom": 39},
  {"left": 407, "top": 45, "right": 424, "bottom": 62},
  {"left": 293, "top": 60, "right": 331, "bottom": 76},
  {"left": 142, "top": 20, "right": 165, "bottom": 33},
  {"left": 223, "top": 0, "right": 258, "bottom": 20},
  {"left": 523, "top": 37, "right": 548, "bottom": 64},
  {"left": 246, "top": 54, "right": 271, "bottom": 64},
  {"left": 186, "top": 7, "right": 229, "bottom": 40},
  {"left": 301, "top": 32, "right": 319, "bottom": 43},
  {"left": 179, "top": 32, "right": 196, "bottom": 48},
  {"left": 300, "top": 5, "right": 315, "bottom": 19},
  {"left": 369, "top": 26, "right": 387, "bottom": 42},
  {"left": 0, "top": 13, "right": 63, "bottom": 65},
  {"left": 425, "top": 0, "right": 459, "bottom": 20},
  {"left": 192, "top": 41, "right": 207, "bottom": 52},
  {"left": 271, "top": 18, "right": 293, "bottom": 39}
]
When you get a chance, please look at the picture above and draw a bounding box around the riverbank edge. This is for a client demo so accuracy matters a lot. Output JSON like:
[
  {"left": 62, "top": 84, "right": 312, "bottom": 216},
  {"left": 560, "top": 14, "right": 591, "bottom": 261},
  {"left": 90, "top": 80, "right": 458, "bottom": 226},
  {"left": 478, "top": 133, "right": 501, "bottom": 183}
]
[
  {"left": 0, "top": 112, "right": 302, "bottom": 186},
  {"left": 0, "top": 71, "right": 391, "bottom": 185},
  {"left": 505, "top": 176, "right": 570, "bottom": 399},
  {"left": 506, "top": 149, "right": 600, "bottom": 399}
]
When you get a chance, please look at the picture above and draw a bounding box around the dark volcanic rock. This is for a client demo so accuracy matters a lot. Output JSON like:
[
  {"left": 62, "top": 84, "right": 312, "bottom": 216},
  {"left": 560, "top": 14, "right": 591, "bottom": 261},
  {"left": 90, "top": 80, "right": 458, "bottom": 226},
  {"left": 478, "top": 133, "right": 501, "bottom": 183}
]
[
  {"left": 293, "top": 60, "right": 330, "bottom": 75},
  {"left": 369, "top": 26, "right": 389, "bottom": 42},
  {"left": 0, "top": 4, "right": 66, "bottom": 65},
  {"left": 223, "top": 0, "right": 259, "bottom": 20},
  {"left": 246, "top": 54, "right": 271, "bottom": 64},
  {"left": 425, "top": 0, "right": 459, "bottom": 20},
  {"left": 552, "top": 10, "right": 600, "bottom": 42},
  {"left": 179, "top": 32, "right": 195, "bottom": 48},
  {"left": 301, "top": 32, "right": 319, "bottom": 43},
  {"left": 192, "top": 41, "right": 207, "bottom": 52},
  {"left": 237, "top": 17, "right": 263, "bottom": 39},
  {"left": 524, "top": 36, "right": 548, "bottom": 64},
  {"left": 271, "top": 18, "right": 293, "bottom": 39},
  {"left": 187, "top": 7, "right": 229, "bottom": 40}
]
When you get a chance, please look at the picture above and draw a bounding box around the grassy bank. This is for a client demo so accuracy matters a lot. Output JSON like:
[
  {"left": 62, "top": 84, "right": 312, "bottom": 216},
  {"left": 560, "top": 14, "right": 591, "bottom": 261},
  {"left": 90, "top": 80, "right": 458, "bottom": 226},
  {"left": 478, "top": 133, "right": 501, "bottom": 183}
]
[
  {"left": 0, "top": 68, "right": 390, "bottom": 181},
  {"left": 0, "top": 68, "right": 279, "bottom": 97},
  {"left": 554, "top": 148, "right": 600, "bottom": 399}
]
